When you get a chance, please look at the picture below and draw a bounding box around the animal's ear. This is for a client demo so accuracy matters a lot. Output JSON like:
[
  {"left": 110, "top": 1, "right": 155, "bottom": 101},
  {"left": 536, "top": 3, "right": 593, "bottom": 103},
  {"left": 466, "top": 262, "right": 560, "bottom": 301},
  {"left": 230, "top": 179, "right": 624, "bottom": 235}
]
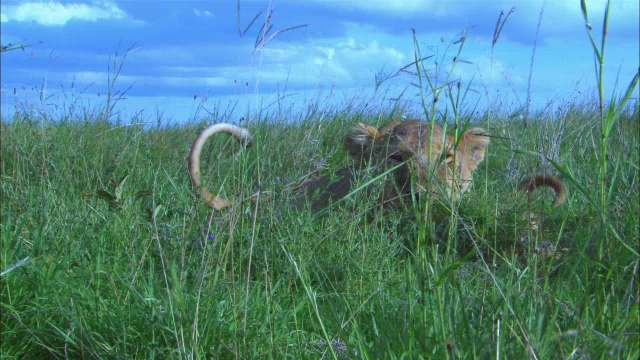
[
  {"left": 344, "top": 123, "right": 382, "bottom": 165},
  {"left": 459, "top": 127, "right": 490, "bottom": 170}
]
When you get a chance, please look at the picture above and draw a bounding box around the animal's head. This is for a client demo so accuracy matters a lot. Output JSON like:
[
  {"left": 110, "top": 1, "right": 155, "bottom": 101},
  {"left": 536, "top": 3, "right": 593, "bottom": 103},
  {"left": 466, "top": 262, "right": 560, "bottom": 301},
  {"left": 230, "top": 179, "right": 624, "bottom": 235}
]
[
  {"left": 439, "top": 126, "right": 491, "bottom": 195},
  {"left": 344, "top": 120, "right": 490, "bottom": 202}
]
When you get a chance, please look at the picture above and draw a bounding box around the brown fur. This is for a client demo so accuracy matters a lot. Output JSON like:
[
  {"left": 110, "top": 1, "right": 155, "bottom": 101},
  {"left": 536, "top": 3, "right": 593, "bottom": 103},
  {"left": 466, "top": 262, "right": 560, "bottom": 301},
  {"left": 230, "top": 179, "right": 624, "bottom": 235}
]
[
  {"left": 342, "top": 121, "right": 490, "bottom": 208},
  {"left": 517, "top": 174, "right": 567, "bottom": 207},
  {"left": 188, "top": 120, "right": 564, "bottom": 213}
]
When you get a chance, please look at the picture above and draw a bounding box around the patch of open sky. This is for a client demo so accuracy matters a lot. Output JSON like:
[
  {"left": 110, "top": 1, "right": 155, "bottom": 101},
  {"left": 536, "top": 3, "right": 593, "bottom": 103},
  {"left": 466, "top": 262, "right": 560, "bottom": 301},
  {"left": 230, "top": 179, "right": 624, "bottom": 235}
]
[
  {"left": 1, "top": 73, "right": 616, "bottom": 128},
  {"left": 2, "top": 77, "right": 551, "bottom": 127},
  {"left": 2, "top": 1, "right": 637, "bottom": 126}
]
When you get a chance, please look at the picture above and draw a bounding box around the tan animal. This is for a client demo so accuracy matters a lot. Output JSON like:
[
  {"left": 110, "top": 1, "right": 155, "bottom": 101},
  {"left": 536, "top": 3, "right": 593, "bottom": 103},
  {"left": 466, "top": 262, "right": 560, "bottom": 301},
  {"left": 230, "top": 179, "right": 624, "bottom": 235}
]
[
  {"left": 517, "top": 174, "right": 566, "bottom": 207},
  {"left": 188, "top": 123, "right": 253, "bottom": 210},
  {"left": 343, "top": 121, "right": 491, "bottom": 206},
  {"left": 188, "top": 120, "right": 565, "bottom": 211}
]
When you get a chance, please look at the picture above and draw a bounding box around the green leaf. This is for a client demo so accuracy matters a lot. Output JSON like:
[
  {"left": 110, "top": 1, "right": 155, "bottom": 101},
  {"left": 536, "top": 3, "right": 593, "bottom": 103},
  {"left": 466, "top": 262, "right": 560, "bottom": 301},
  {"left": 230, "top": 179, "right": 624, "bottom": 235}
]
[
  {"left": 611, "top": 70, "right": 640, "bottom": 121},
  {"left": 133, "top": 190, "right": 153, "bottom": 202},
  {"left": 580, "top": 0, "right": 589, "bottom": 22},
  {"left": 152, "top": 204, "right": 162, "bottom": 219},
  {"left": 603, "top": 97, "right": 619, "bottom": 138},
  {"left": 93, "top": 190, "right": 116, "bottom": 205},
  {"left": 435, "top": 262, "right": 466, "bottom": 287},
  {"left": 114, "top": 174, "right": 130, "bottom": 202},
  {"left": 580, "top": 0, "right": 602, "bottom": 60}
]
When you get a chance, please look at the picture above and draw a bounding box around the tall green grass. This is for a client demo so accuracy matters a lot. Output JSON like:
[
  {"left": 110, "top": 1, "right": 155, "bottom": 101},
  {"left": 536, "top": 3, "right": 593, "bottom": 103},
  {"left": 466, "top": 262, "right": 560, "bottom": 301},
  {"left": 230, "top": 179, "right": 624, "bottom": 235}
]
[
  {"left": 2, "top": 2, "right": 638, "bottom": 358},
  {"left": 2, "top": 99, "right": 637, "bottom": 359}
]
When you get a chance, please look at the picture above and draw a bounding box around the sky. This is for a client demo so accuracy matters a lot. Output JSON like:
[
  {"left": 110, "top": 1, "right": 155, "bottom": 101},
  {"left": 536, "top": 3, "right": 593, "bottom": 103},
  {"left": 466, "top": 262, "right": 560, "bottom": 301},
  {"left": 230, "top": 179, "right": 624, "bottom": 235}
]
[{"left": 1, "top": 0, "right": 638, "bottom": 125}]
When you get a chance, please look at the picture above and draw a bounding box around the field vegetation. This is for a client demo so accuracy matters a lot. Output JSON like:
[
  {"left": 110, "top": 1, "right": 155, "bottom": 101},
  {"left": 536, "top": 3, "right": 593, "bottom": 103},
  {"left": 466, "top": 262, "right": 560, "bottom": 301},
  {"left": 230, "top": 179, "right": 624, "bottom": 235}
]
[{"left": 1, "top": 1, "right": 638, "bottom": 358}]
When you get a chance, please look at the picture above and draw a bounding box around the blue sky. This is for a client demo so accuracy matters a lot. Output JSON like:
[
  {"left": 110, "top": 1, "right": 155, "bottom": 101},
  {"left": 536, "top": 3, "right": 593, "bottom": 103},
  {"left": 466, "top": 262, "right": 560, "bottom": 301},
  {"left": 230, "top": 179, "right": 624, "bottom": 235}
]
[{"left": 1, "top": 0, "right": 638, "bottom": 124}]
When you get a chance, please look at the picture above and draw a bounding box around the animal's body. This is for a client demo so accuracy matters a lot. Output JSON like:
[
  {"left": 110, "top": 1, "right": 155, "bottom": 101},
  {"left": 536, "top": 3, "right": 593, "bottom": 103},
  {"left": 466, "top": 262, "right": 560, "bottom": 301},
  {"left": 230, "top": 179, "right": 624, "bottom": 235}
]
[{"left": 188, "top": 120, "right": 566, "bottom": 211}]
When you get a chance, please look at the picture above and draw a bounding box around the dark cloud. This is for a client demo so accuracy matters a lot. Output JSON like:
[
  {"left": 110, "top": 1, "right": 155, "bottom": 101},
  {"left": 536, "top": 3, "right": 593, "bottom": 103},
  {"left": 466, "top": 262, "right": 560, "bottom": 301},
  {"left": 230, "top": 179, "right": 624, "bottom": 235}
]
[{"left": 1, "top": 0, "right": 637, "bottom": 121}]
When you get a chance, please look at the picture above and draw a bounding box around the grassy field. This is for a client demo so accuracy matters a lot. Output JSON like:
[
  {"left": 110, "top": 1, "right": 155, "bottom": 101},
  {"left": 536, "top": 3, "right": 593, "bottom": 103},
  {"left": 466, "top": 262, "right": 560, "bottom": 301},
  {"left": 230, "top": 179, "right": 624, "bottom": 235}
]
[
  {"left": 1, "top": 3, "right": 639, "bottom": 358},
  {"left": 1, "top": 99, "right": 638, "bottom": 358}
]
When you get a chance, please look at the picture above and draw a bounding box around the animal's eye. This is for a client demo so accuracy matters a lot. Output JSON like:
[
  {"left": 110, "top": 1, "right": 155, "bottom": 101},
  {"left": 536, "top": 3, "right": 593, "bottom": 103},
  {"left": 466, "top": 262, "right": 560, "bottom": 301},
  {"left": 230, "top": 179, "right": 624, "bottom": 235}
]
[{"left": 441, "top": 151, "right": 455, "bottom": 164}]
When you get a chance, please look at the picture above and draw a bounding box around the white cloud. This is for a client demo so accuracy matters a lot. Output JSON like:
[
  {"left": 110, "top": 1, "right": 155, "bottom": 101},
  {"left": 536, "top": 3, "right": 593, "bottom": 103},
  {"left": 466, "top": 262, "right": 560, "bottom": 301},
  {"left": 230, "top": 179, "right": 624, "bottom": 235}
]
[
  {"left": 502, "top": 0, "right": 640, "bottom": 36},
  {"left": 338, "top": 0, "right": 637, "bottom": 19},
  {"left": 257, "top": 36, "right": 409, "bottom": 88},
  {"left": 313, "top": 0, "right": 638, "bottom": 36},
  {"left": 1, "top": 1, "right": 127, "bottom": 26},
  {"left": 459, "top": 55, "right": 524, "bottom": 89},
  {"left": 337, "top": 0, "right": 449, "bottom": 16},
  {"left": 193, "top": 8, "right": 212, "bottom": 17}
]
